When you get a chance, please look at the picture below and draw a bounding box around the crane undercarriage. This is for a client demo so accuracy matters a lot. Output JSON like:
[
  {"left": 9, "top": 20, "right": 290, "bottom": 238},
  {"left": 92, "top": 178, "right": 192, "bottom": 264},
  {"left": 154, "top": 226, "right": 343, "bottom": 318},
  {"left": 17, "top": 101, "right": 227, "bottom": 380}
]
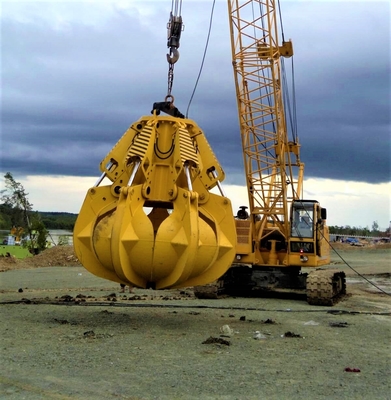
[{"left": 194, "top": 266, "right": 346, "bottom": 306}]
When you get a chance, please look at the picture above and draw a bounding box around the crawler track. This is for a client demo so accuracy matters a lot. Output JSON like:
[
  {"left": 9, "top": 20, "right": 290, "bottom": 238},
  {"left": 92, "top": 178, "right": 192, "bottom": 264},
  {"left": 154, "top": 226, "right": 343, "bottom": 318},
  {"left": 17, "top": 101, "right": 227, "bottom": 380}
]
[
  {"left": 306, "top": 269, "right": 346, "bottom": 306},
  {"left": 194, "top": 269, "right": 347, "bottom": 306}
]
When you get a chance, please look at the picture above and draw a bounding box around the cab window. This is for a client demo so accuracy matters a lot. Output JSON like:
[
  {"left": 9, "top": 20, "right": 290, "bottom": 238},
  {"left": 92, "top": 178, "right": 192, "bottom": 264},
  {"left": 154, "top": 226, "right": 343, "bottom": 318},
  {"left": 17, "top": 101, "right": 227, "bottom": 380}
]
[{"left": 291, "top": 208, "right": 314, "bottom": 238}]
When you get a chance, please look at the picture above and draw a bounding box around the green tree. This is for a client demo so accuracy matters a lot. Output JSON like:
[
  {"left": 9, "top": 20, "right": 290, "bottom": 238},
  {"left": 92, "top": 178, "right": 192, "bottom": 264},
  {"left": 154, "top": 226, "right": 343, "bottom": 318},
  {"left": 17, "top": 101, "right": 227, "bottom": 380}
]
[
  {"left": 1, "top": 172, "right": 48, "bottom": 254},
  {"left": 371, "top": 220, "right": 379, "bottom": 236},
  {"left": 0, "top": 204, "right": 12, "bottom": 229},
  {"left": 1, "top": 172, "right": 32, "bottom": 227},
  {"left": 25, "top": 214, "right": 48, "bottom": 254}
]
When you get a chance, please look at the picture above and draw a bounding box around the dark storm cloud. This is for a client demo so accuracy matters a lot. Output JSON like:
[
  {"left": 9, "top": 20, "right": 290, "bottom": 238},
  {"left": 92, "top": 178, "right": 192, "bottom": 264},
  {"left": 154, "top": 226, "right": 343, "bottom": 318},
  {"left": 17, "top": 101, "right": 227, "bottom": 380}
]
[
  {"left": 1, "top": 3, "right": 169, "bottom": 177},
  {"left": 279, "top": 1, "right": 391, "bottom": 184},
  {"left": 295, "top": 62, "right": 390, "bottom": 183},
  {"left": 1, "top": 1, "right": 389, "bottom": 184}
]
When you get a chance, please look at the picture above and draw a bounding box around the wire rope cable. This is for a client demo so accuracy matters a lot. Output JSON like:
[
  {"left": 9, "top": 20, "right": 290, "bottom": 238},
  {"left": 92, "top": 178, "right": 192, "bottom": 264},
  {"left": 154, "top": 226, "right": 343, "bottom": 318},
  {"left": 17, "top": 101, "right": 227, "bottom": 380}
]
[
  {"left": 328, "top": 242, "right": 390, "bottom": 296},
  {"left": 291, "top": 193, "right": 391, "bottom": 297},
  {"left": 186, "top": 0, "right": 216, "bottom": 118},
  {"left": 277, "top": 0, "right": 285, "bottom": 42}
]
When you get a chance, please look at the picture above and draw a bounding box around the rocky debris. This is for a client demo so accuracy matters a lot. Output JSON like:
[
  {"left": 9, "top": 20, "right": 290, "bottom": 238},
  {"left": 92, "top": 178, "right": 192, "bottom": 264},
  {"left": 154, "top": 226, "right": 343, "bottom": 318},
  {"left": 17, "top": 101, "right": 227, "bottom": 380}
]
[
  {"left": 180, "top": 290, "right": 194, "bottom": 298},
  {"left": 54, "top": 318, "right": 70, "bottom": 324},
  {"left": 304, "top": 320, "right": 319, "bottom": 326},
  {"left": 220, "top": 324, "right": 234, "bottom": 337},
  {"left": 123, "top": 295, "right": 146, "bottom": 301},
  {"left": 59, "top": 295, "right": 74, "bottom": 302},
  {"left": 344, "top": 367, "right": 361, "bottom": 373},
  {"left": 283, "top": 331, "right": 302, "bottom": 338},
  {"left": 262, "top": 318, "right": 276, "bottom": 324},
  {"left": 106, "top": 293, "right": 117, "bottom": 301},
  {"left": 83, "top": 330, "right": 114, "bottom": 339},
  {"left": 202, "top": 336, "right": 230, "bottom": 346},
  {"left": 329, "top": 321, "right": 349, "bottom": 328},
  {"left": 253, "top": 331, "right": 267, "bottom": 340}
]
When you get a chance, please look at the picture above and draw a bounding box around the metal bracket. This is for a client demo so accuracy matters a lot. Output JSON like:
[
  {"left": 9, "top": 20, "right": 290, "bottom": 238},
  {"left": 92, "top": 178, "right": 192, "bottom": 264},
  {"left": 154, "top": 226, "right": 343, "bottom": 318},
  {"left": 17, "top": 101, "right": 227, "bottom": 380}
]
[{"left": 151, "top": 101, "right": 185, "bottom": 119}]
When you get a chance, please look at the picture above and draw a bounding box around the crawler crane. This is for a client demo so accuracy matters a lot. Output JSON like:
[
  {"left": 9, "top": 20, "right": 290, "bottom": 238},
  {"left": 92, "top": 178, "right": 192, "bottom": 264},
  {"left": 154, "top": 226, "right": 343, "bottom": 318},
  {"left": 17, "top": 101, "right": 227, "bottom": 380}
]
[{"left": 73, "top": 0, "right": 346, "bottom": 305}]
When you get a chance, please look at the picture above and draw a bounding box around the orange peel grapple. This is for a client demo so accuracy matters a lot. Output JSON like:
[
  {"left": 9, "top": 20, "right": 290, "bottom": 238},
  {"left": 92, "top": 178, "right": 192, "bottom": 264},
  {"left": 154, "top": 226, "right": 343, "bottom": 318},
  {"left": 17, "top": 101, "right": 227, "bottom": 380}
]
[{"left": 73, "top": 111, "right": 237, "bottom": 289}]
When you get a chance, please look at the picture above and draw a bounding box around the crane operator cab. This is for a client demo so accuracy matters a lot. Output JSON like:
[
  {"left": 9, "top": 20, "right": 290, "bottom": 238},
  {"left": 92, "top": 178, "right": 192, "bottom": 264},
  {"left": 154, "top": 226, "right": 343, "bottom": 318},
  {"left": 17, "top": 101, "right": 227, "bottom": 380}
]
[{"left": 289, "top": 200, "right": 330, "bottom": 267}]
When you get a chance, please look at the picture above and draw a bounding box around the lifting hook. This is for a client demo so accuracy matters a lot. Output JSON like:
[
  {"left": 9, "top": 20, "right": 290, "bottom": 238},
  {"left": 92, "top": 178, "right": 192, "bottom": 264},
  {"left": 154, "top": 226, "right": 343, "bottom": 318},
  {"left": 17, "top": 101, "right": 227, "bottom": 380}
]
[{"left": 167, "top": 47, "right": 179, "bottom": 64}]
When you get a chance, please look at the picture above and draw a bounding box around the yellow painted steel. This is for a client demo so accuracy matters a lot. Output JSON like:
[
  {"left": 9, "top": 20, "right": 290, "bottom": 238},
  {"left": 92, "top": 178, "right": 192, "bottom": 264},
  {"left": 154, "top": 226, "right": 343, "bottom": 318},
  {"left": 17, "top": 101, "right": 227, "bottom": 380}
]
[
  {"left": 73, "top": 114, "right": 237, "bottom": 289},
  {"left": 228, "top": 0, "right": 330, "bottom": 269}
]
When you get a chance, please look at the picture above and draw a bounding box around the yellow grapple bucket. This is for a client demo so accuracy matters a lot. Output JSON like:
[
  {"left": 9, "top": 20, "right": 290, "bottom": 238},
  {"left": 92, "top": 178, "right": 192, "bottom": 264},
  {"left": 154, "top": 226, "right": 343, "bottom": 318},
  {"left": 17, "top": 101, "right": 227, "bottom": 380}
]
[{"left": 73, "top": 114, "right": 237, "bottom": 289}]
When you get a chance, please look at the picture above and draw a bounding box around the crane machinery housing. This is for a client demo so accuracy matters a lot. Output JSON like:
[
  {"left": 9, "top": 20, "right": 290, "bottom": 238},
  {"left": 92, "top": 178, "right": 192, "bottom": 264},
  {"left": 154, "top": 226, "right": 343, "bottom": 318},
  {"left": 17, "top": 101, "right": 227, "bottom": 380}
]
[{"left": 73, "top": 0, "right": 346, "bottom": 306}]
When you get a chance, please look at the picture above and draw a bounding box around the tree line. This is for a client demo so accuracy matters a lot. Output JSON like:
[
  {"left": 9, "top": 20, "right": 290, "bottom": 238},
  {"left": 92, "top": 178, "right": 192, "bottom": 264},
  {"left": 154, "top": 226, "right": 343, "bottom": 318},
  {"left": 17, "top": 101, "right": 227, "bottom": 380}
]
[
  {"left": 38, "top": 212, "right": 77, "bottom": 230},
  {"left": 1, "top": 172, "right": 389, "bottom": 253},
  {"left": 0, "top": 207, "right": 77, "bottom": 231},
  {"left": 0, "top": 173, "right": 77, "bottom": 253},
  {"left": 329, "top": 222, "right": 389, "bottom": 237}
]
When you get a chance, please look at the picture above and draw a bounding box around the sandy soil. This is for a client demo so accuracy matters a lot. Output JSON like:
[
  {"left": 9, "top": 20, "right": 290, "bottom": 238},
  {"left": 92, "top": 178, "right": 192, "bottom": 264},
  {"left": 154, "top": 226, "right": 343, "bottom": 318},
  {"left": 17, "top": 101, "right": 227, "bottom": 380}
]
[{"left": 0, "top": 244, "right": 390, "bottom": 400}]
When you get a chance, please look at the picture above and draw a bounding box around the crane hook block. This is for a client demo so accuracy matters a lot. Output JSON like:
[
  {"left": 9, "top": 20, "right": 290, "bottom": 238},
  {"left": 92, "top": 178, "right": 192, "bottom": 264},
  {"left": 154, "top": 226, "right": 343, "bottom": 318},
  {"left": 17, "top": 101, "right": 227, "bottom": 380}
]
[
  {"left": 166, "top": 12, "right": 183, "bottom": 64},
  {"left": 73, "top": 114, "right": 237, "bottom": 290}
]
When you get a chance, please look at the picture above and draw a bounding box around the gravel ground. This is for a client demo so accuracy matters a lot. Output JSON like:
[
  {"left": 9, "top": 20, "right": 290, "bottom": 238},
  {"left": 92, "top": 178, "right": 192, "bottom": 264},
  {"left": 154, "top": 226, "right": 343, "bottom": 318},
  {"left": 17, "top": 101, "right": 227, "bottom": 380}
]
[{"left": 0, "top": 245, "right": 390, "bottom": 400}]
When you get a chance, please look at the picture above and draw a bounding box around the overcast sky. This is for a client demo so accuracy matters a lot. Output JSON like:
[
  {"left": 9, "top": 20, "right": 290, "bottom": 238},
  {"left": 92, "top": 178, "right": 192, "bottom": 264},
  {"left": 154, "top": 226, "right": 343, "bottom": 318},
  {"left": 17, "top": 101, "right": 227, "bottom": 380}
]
[{"left": 1, "top": 0, "right": 390, "bottom": 229}]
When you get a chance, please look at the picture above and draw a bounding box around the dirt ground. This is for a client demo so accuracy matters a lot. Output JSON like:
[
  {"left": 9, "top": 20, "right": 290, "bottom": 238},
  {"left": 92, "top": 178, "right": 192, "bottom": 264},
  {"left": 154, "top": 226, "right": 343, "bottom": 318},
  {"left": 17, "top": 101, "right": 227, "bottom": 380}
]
[{"left": 0, "top": 244, "right": 390, "bottom": 400}]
